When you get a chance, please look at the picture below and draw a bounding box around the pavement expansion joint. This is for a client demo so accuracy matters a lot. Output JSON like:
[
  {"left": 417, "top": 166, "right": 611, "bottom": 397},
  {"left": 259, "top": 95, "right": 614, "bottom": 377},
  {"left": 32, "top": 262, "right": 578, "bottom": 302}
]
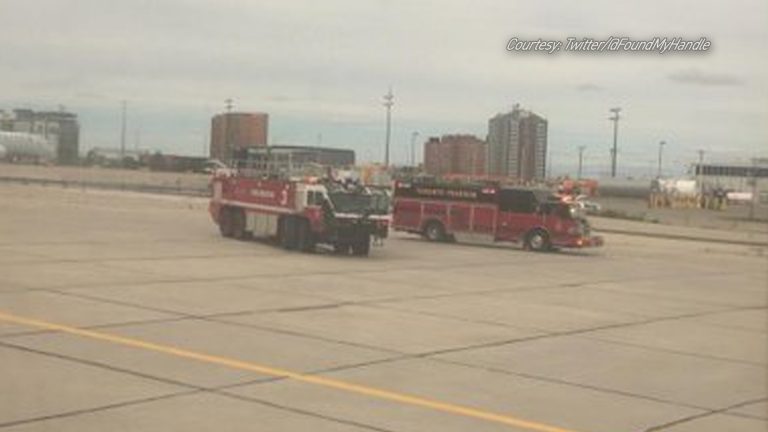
[
  {"left": 0, "top": 310, "right": 587, "bottom": 432},
  {"left": 644, "top": 396, "right": 768, "bottom": 431},
  {"left": 432, "top": 355, "right": 723, "bottom": 416},
  {"left": 0, "top": 339, "right": 399, "bottom": 432},
  {"left": 2, "top": 317, "right": 402, "bottom": 431},
  {"left": 580, "top": 333, "right": 767, "bottom": 368},
  {"left": 0, "top": 390, "right": 201, "bottom": 430}
]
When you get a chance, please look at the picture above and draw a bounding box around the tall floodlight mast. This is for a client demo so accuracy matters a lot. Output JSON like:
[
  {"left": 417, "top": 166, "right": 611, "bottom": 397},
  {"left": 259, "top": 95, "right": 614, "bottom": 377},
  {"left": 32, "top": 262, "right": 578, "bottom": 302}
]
[
  {"left": 383, "top": 88, "right": 394, "bottom": 166},
  {"left": 609, "top": 107, "right": 621, "bottom": 178}
]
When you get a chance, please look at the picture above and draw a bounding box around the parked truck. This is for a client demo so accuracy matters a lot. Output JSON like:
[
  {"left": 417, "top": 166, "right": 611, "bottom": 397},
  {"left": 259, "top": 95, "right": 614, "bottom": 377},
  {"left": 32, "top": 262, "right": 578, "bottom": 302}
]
[{"left": 392, "top": 180, "right": 603, "bottom": 251}]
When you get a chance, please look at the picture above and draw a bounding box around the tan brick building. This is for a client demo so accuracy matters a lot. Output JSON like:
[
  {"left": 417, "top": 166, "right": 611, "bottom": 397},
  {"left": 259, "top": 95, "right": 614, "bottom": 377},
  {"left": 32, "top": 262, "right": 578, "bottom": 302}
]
[
  {"left": 210, "top": 112, "right": 268, "bottom": 161},
  {"left": 424, "top": 134, "right": 486, "bottom": 176}
]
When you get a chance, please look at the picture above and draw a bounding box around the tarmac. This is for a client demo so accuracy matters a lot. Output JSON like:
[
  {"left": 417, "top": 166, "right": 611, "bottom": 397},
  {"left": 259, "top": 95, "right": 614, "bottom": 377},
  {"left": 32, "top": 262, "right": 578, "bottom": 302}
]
[
  {"left": 590, "top": 217, "right": 768, "bottom": 247},
  {"left": 0, "top": 184, "right": 766, "bottom": 432}
]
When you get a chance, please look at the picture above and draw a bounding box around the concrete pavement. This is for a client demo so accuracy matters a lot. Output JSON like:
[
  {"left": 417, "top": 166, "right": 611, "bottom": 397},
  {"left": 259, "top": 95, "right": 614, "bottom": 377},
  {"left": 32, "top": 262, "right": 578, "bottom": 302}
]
[
  {"left": 590, "top": 216, "right": 768, "bottom": 247},
  {"left": 0, "top": 184, "right": 765, "bottom": 432}
]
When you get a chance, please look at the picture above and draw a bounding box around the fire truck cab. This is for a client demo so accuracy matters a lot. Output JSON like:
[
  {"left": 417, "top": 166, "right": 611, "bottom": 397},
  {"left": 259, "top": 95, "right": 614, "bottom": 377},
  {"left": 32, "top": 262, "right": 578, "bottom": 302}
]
[{"left": 392, "top": 181, "right": 603, "bottom": 251}]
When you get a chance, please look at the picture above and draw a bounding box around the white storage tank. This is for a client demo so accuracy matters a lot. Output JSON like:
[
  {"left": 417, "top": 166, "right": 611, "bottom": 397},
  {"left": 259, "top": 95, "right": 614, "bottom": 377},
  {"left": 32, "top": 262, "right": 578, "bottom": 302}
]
[{"left": 0, "top": 131, "right": 56, "bottom": 162}]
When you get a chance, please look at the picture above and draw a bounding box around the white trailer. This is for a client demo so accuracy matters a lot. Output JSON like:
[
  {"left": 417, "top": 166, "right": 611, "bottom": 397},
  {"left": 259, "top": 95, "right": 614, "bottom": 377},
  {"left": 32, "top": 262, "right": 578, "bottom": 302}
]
[{"left": 0, "top": 131, "right": 56, "bottom": 162}]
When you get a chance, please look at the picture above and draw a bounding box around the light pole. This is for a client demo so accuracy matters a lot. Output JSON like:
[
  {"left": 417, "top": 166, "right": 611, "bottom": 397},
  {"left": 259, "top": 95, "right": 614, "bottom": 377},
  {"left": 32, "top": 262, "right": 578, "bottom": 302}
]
[
  {"left": 657, "top": 140, "right": 666, "bottom": 178},
  {"left": 410, "top": 131, "right": 419, "bottom": 168},
  {"left": 224, "top": 98, "right": 233, "bottom": 163},
  {"left": 577, "top": 146, "right": 586, "bottom": 179},
  {"left": 697, "top": 149, "right": 705, "bottom": 203},
  {"left": 134, "top": 126, "right": 141, "bottom": 152},
  {"left": 382, "top": 88, "right": 394, "bottom": 166},
  {"left": 609, "top": 107, "right": 621, "bottom": 178},
  {"left": 120, "top": 100, "right": 127, "bottom": 162},
  {"left": 748, "top": 158, "right": 758, "bottom": 220}
]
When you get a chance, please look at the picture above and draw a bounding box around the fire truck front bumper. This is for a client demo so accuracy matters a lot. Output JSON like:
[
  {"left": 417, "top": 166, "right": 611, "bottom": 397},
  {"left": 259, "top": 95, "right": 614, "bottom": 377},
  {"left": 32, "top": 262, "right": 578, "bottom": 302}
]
[{"left": 556, "top": 235, "right": 604, "bottom": 248}]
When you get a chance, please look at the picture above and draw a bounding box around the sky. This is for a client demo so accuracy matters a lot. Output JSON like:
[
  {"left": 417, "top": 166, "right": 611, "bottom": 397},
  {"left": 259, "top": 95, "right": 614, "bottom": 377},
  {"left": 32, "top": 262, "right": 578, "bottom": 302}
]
[{"left": 0, "top": 0, "right": 766, "bottom": 178}]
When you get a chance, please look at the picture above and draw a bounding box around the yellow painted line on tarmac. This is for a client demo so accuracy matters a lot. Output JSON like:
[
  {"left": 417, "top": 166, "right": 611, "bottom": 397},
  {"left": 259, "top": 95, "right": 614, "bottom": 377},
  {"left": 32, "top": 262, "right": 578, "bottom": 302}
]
[{"left": 0, "top": 310, "right": 581, "bottom": 432}]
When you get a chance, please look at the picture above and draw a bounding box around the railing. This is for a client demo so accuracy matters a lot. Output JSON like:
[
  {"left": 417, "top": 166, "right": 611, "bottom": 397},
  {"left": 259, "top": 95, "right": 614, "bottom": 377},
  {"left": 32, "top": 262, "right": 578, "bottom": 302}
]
[{"left": 229, "top": 157, "right": 330, "bottom": 180}]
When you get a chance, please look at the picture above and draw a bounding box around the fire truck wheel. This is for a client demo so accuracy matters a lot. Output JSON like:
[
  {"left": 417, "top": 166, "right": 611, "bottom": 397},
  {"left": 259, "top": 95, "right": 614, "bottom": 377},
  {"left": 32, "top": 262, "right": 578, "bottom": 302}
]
[
  {"left": 424, "top": 221, "right": 446, "bottom": 242},
  {"left": 218, "top": 208, "right": 234, "bottom": 238},
  {"left": 231, "top": 209, "right": 247, "bottom": 240},
  {"left": 352, "top": 235, "right": 370, "bottom": 256},
  {"left": 296, "top": 219, "right": 315, "bottom": 253},
  {"left": 280, "top": 217, "right": 298, "bottom": 250},
  {"left": 525, "top": 229, "right": 551, "bottom": 252}
]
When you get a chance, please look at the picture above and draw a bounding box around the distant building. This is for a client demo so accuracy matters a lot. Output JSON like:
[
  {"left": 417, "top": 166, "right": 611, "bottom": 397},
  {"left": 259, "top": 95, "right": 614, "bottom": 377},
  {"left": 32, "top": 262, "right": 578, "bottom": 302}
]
[
  {"left": 0, "top": 108, "right": 80, "bottom": 165},
  {"left": 692, "top": 160, "right": 768, "bottom": 199},
  {"left": 85, "top": 147, "right": 144, "bottom": 168},
  {"left": 486, "top": 105, "right": 547, "bottom": 181},
  {"left": 210, "top": 112, "right": 268, "bottom": 161},
  {"left": 0, "top": 110, "right": 12, "bottom": 131},
  {"left": 423, "top": 134, "right": 486, "bottom": 176}
]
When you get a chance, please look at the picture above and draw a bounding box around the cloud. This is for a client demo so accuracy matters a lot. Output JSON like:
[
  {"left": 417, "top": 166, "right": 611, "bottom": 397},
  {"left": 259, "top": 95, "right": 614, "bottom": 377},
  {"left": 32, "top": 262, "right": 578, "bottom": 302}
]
[
  {"left": 0, "top": 0, "right": 765, "bottom": 166},
  {"left": 668, "top": 69, "right": 745, "bottom": 86},
  {"left": 576, "top": 83, "right": 603, "bottom": 92}
]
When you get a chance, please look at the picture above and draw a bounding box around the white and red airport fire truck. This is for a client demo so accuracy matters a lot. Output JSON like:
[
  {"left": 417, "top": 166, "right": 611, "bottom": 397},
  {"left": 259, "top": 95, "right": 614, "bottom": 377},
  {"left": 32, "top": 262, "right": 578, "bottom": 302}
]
[
  {"left": 392, "top": 181, "right": 603, "bottom": 251},
  {"left": 209, "top": 169, "right": 389, "bottom": 256}
]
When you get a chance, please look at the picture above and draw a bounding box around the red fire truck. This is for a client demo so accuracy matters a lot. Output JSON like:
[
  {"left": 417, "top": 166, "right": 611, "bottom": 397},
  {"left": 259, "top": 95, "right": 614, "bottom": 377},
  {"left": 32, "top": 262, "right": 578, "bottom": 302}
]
[
  {"left": 209, "top": 170, "right": 389, "bottom": 256},
  {"left": 392, "top": 181, "right": 603, "bottom": 251}
]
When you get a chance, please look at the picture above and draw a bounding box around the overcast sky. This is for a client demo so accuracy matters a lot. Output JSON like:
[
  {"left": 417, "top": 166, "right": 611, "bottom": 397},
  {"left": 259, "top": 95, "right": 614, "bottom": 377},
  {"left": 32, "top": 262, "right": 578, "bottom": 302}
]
[{"left": 1, "top": 0, "right": 766, "bottom": 177}]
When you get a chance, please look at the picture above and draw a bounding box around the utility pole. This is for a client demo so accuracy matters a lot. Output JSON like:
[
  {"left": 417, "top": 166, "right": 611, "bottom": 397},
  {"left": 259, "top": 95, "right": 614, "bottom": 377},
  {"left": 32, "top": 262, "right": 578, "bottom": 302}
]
[
  {"left": 410, "top": 131, "right": 419, "bottom": 168},
  {"left": 120, "top": 100, "right": 127, "bottom": 162},
  {"left": 657, "top": 140, "right": 666, "bottom": 178},
  {"left": 609, "top": 107, "right": 621, "bottom": 178},
  {"left": 748, "top": 158, "right": 758, "bottom": 220},
  {"left": 577, "top": 146, "right": 586, "bottom": 179},
  {"left": 382, "top": 87, "right": 394, "bottom": 166},
  {"left": 697, "top": 149, "right": 705, "bottom": 203},
  {"left": 134, "top": 126, "right": 141, "bottom": 152}
]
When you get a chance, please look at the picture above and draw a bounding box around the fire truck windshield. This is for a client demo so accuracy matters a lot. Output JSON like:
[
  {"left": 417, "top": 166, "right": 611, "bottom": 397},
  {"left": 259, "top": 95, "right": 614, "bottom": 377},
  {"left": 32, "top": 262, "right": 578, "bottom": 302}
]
[
  {"left": 568, "top": 204, "right": 585, "bottom": 219},
  {"left": 541, "top": 201, "right": 584, "bottom": 220},
  {"left": 329, "top": 192, "right": 380, "bottom": 214}
]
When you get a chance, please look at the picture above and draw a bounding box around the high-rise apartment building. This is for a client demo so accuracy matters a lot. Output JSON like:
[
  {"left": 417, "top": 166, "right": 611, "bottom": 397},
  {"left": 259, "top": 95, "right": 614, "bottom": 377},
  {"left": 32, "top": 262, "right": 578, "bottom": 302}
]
[{"left": 486, "top": 105, "right": 547, "bottom": 181}]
